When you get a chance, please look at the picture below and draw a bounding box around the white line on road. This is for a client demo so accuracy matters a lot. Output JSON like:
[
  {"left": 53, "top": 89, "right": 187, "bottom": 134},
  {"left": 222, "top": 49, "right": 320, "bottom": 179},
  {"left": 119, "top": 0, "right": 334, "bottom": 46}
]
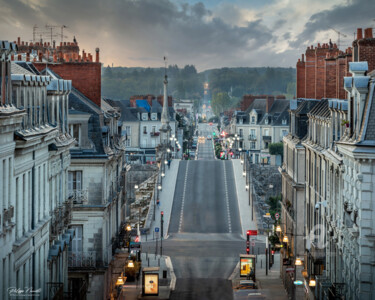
[
  {"left": 178, "top": 161, "right": 189, "bottom": 233},
  {"left": 223, "top": 161, "right": 232, "bottom": 233}
]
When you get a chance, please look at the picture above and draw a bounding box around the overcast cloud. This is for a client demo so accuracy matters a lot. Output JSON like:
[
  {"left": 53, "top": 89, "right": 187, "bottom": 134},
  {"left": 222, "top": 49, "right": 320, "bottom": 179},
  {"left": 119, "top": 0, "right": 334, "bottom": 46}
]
[{"left": 0, "top": 0, "right": 374, "bottom": 70}]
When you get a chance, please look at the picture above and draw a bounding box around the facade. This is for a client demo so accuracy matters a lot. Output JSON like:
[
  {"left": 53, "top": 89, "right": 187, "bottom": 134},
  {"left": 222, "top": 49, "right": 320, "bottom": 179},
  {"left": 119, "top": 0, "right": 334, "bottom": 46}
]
[
  {"left": 59, "top": 78, "right": 126, "bottom": 299},
  {"left": 104, "top": 97, "right": 176, "bottom": 164},
  {"left": 279, "top": 99, "right": 319, "bottom": 299},
  {"left": 231, "top": 97, "right": 289, "bottom": 164},
  {"left": 1, "top": 41, "right": 75, "bottom": 300}
]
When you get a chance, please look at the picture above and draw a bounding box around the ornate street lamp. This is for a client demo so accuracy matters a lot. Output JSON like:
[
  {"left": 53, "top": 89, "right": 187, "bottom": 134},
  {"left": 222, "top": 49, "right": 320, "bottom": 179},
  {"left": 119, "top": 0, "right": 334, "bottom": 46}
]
[
  {"left": 283, "top": 235, "right": 289, "bottom": 243},
  {"left": 295, "top": 258, "right": 303, "bottom": 266},
  {"left": 276, "top": 225, "right": 282, "bottom": 232}
]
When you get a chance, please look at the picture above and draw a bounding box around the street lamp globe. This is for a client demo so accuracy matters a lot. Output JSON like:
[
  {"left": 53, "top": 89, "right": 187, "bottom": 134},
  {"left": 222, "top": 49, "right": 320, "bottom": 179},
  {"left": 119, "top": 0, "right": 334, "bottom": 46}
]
[
  {"left": 127, "top": 260, "right": 135, "bottom": 268},
  {"left": 158, "top": 185, "right": 162, "bottom": 190},
  {"left": 167, "top": 149, "right": 171, "bottom": 153},
  {"left": 276, "top": 225, "right": 282, "bottom": 232},
  {"left": 295, "top": 258, "right": 303, "bottom": 266},
  {"left": 161, "top": 173, "right": 165, "bottom": 177},
  {"left": 283, "top": 236, "right": 289, "bottom": 243},
  {"left": 165, "top": 160, "right": 168, "bottom": 164},
  {"left": 134, "top": 184, "right": 138, "bottom": 189}
]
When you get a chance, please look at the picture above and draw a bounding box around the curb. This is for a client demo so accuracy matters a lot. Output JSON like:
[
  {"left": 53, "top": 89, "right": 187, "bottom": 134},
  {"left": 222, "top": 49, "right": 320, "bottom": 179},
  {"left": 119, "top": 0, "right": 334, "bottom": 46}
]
[{"left": 165, "top": 256, "right": 176, "bottom": 291}]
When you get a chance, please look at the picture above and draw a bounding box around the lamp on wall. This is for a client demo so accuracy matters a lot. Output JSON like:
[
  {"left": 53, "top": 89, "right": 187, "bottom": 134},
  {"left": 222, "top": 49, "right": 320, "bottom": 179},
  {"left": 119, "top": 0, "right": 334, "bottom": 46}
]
[
  {"left": 283, "top": 236, "right": 289, "bottom": 243},
  {"left": 276, "top": 225, "right": 282, "bottom": 232},
  {"left": 295, "top": 258, "right": 303, "bottom": 266}
]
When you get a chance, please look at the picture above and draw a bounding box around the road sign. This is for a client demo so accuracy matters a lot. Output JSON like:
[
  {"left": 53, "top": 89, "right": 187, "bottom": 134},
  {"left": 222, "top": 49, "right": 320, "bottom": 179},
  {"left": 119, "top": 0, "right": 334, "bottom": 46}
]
[
  {"left": 275, "top": 213, "right": 279, "bottom": 220},
  {"left": 286, "top": 268, "right": 295, "bottom": 273},
  {"left": 155, "top": 227, "right": 159, "bottom": 233},
  {"left": 251, "top": 240, "right": 255, "bottom": 247},
  {"left": 246, "top": 241, "right": 250, "bottom": 247}
]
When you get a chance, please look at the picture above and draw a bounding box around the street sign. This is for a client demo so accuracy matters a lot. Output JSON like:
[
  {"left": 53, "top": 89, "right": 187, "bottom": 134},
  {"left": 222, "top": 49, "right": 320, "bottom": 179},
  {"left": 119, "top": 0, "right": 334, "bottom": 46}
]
[
  {"left": 275, "top": 213, "right": 279, "bottom": 220},
  {"left": 246, "top": 241, "right": 250, "bottom": 247},
  {"left": 286, "top": 268, "right": 295, "bottom": 273},
  {"left": 155, "top": 227, "right": 159, "bottom": 233},
  {"left": 251, "top": 240, "right": 255, "bottom": 247}
]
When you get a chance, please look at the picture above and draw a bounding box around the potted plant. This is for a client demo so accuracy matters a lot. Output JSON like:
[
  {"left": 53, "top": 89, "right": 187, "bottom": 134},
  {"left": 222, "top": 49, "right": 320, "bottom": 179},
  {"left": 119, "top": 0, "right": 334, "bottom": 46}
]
[{"left": 341, "top": 120, "right": 349, "bottom": 128}]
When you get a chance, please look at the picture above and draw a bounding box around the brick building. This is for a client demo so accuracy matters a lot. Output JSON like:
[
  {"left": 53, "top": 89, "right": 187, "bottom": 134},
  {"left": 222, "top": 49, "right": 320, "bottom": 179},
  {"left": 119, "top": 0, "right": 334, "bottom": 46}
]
[
  {"left": 14, "top": 37, "right": 101, "bottom": 107},
  {"left": 296, "top": 27, "right": 375, "bottom": 100}
]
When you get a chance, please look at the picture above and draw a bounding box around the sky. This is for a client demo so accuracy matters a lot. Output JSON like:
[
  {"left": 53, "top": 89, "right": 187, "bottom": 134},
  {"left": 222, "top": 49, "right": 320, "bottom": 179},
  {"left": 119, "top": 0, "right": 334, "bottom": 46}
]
[{"left": 0, "top": 0, "right": 374, "bottom": 71}]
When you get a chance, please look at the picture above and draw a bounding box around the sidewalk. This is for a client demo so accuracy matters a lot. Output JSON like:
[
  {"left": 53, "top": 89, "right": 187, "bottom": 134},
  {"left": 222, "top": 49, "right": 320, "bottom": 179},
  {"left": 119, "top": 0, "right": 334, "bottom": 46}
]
[
  {"left": 232, "top": 159, "right": 287, "bottom": 299},
  {"left": 143, "top": 159, "right": 180, "bottom": 241}
]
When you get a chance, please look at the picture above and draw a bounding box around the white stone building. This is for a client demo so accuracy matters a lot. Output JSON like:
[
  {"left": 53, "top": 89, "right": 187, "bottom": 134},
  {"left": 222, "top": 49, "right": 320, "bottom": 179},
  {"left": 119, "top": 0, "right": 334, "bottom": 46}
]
[
  {"left": 0, "top": 41, "right": 75, "bottom": 300},
  {"left": 231, "top": 97, "right": 290, "bottom": 164}
]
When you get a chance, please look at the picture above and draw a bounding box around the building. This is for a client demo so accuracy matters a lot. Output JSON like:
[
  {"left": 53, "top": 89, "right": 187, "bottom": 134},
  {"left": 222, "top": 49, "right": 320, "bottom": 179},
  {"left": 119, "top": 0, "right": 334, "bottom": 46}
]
[
  {"left": 0, "top": 41, "right": 75, "bottom": 300},
  {"left": 278, "top": 99, "right": 319, "bottom": 299},
  {"left": 104, "top": 96, "right": 176, "bottom": 164},
  {"left": 230, "top": 96, "right": 290, "bottom": 164},
  {"left": 296, "top": 27, "right": 375, "bottom": 100}
]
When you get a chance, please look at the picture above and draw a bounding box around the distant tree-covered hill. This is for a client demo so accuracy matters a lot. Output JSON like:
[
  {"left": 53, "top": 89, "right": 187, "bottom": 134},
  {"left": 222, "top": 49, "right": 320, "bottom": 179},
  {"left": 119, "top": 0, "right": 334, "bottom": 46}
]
[{"left": 101, "top": 65, "right": 296, "bottom": 101}]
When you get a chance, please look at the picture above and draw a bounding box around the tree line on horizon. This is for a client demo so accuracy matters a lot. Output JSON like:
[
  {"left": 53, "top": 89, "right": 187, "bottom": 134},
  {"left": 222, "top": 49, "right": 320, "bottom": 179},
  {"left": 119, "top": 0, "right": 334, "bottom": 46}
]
[{"left": 101, "top": 65, "right": 296, "bottom": 104}]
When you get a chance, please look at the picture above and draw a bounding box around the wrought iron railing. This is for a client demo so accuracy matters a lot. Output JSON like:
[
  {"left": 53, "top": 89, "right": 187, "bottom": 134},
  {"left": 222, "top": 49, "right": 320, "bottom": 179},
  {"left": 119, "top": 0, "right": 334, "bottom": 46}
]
[
  {"left": 69, "top": 190, "right": 88, "bottom": 205},
  {"left": 68, "top": 251, "right": 108, "bottom": 268}
]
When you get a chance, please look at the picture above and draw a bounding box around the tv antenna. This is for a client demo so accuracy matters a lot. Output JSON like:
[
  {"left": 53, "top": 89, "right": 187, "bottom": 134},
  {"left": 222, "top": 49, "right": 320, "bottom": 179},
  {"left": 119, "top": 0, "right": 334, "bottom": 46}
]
[{"left": 330, "top": 28, "right": 348, "bottom": 48}]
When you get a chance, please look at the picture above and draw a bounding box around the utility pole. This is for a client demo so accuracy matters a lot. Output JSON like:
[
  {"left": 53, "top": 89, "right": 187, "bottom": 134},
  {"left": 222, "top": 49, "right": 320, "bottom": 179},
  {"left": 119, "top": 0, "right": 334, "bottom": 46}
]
[{"left": 160, "top": 211, "right": 164, "bottom": 256}]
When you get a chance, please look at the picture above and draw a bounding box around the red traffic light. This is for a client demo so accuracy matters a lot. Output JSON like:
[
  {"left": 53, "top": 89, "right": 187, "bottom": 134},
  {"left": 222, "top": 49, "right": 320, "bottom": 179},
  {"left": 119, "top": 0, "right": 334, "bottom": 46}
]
[
  {"left": 247, "top": 230, "right": 251, "bottom": 235},
  {"left": 246, "top": 247, "right": 250, "bottom": 254},
  {"left": 272, "top": 250, "right": 275, "bottom": 255},
  {"left": 161, "top": 211, "right": 164, "bottom": 216}
]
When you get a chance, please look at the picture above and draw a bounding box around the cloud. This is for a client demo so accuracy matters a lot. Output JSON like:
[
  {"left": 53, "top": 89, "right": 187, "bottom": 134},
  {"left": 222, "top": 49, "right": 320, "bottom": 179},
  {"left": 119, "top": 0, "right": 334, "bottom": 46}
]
[
  {"left": 290, "top": 0, "right": 375, "bottom": 48},
  {"left": 0, "top": 0, "right": 372, "bottom": 70}
]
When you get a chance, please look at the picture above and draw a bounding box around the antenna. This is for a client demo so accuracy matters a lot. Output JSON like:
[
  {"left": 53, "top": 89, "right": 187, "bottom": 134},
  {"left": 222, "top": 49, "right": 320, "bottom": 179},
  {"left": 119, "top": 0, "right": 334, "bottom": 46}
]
[{"left": 329, "top": 28, "right": 348, "bottom": 48}]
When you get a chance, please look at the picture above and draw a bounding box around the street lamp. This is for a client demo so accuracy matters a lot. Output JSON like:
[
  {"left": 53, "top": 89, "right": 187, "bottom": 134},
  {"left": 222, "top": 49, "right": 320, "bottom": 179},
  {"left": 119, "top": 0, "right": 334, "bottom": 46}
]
[
  {"left": 134, "top": 184, "right": 139, "bottom": 190},
  {"left": 295, "top": 258, "right": 303, "bottom": 266},
  {"left": 308, "top": 279, "right": 316, "bottom": 287},
  {"left": 242, "top": 171, "right": 246, "bottom": 177},
  {"left": 158, "top": 184, "right": 162, "bottom": 191},
  {"left": 276, "top": 225, "right": 282, "bottom": 232},
  {"left": 127, "top": 260, "right": 135, "bottom": 268},
  {"left": 246, "top": 184, "right": 249, "bottom": 191},
  {"left": 283, "top": 235, "right": 289, "bottom": 243},
  {"left": 161, "top": 172, "right": 165, "bottom": 177}
]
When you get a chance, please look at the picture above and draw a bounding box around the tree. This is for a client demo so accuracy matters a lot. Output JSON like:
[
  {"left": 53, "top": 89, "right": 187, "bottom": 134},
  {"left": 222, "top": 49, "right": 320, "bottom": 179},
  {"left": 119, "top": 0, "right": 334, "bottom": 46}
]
[
  {"left": 268, "top": 142, "right": 283, "bottom": 156},
  {"left": 211, "top": 92, "right": 231, "bottom": 116}
]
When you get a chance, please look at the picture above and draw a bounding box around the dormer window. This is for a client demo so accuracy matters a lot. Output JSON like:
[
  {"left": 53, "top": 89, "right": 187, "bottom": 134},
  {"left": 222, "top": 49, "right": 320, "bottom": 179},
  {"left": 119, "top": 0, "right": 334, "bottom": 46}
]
[
  {"left": 282, "top": 119, "right": 287, "bottom": 125},
  {"left": 251, "top": 116, "right": 256, "bottom": 124},
  {"left": 142, "top": 113, "right": 148, "bottom": 121},
  {"left": 265, "top": 118, "right": 268, "bottom": 125},
  {"left": 239, "top": 118, "right": 243, "bottom": 125},
  {"left": 151, "top": 113, "right": 157, "bottom": 121}
]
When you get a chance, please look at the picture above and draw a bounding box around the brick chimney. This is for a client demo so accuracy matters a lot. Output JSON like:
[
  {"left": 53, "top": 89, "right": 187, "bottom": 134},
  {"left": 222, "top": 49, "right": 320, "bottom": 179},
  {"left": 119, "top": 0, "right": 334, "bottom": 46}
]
[
  {"left": 26, "top": 52, "right": 30, "bottom": 62},
  {"left": 266, "top": 96, "right": 274, "bottom": 113},
  {"left": 95, "top": 48, "right": 100, "bottom": 63},
  {"left": 357, "top": 28, "right": 363, "bottom": 40},
  {"left": 364, "top": 27, "right": 373, "bottom": 39},
  {"left": 17, "top": 37, "right": 20, "bottom": 45},
  {"left": 17, "top": 54, "right": 21, "bottom": 61}
]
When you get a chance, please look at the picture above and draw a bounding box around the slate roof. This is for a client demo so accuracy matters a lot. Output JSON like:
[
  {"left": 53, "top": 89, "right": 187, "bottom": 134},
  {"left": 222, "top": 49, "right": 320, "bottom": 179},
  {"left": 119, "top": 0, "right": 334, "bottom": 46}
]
[
  {"left": 364, "top": 81, "right": 375, "bottom": 141},
  {"left": 237, "top": 99, "right": 290, "bottom": 126},
  {"left": 308, "top": 99, "right": 330, "bottom": 119}
]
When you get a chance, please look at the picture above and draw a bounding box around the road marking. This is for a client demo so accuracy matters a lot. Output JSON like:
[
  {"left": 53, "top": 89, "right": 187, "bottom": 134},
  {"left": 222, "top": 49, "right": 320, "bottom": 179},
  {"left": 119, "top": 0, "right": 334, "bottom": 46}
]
[
  {"left": 178, "top": 161, "right": 189, "bottom": 233},
  {"left": 223, "top": 161, "right": 232, "bottom": 233}
]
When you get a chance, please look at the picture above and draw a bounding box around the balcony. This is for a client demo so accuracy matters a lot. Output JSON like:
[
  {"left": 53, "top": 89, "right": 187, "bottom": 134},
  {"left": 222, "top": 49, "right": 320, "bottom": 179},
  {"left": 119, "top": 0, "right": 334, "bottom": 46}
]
[
  {"left": 262, "top": 135, "right": 272, "bottom": 142},
  {"left": 50, "top": 202, "right": 72, "bottom": 241},
  {"left": 68, "top": 251, "right": 108, "bottom": 269},
  {"left": 248, "top": 135, "right": 257, "bottom": 141},
  {"left": 327, "top": 283, "right": 346, "bottom": 299},
  {"left": 70, "top": 190, "right": 88, "bottom": 205},
  {"left": 310, "top": 240, "right": 325, "bottom": 263},
  {"left": 150, "top": 132, "right": 160, "bottom": 137}
]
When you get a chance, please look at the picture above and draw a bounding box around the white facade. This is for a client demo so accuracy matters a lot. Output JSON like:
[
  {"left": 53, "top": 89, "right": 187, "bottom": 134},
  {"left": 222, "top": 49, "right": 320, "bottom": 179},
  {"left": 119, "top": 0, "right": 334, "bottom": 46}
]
[{"left": 0, "top": 42, "right": 74, "bottom": 300}]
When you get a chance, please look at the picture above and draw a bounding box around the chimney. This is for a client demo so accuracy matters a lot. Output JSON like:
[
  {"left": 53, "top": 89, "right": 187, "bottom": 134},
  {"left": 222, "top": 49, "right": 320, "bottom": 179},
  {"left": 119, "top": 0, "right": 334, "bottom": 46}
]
[
  {"left": 266, "top": 96, "right": 274, "bottom": 113},
  {"left": 364, "top": 28, "right": 373, "bottom": 39},
  {"left": 53, "top": 53, "right": 57, "bottom": 63},
  {"left": 78, "top": 55, "right": 81, "bottom": 62},
  {"left": 17, "top": 37, "right": 20, "bottom": 45},
  {"left": 302, "top": 54, "right": 304, "bottom": 62},
  {"left": 82, "top": 50, "right": 86, "bottom": 62},
  {"left": 357, "top": 28, "right": 363, "bottom": 40},
  {"left": 26, "top": 52, "right": 30, "bottom": 62},
  {"left": 17, "top": 54, "right": 21, "bottom": 61},
  {"left": 64, "top": 42, "right": 67, "bottom": 46},
  {"left": 11, "top": 54, "right": 14, "bottom": 61},
  {"left": 38, "top": 51, "right": 43, "bottom": 62},
  {"left": 95, "top": 48, "right": 100, "bottom": 62}
]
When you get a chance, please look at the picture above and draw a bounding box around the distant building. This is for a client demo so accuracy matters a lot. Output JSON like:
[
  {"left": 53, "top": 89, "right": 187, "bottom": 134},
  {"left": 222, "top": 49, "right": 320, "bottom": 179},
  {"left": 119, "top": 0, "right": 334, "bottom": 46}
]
[{"left": 230, "top": 97, "right": 290, "bottom": 164}]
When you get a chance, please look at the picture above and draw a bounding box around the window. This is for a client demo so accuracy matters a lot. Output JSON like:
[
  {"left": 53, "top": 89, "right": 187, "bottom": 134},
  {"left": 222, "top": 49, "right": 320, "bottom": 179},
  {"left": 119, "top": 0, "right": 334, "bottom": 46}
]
[
  {"left": 125, "top": 138, "right": 131, "bottom": 147},
  {"left": 68, "top": 171, "right": 82, "bottom": 196},
  {"left": 282, "top": 119, "right": 287, "bottom": 125},
  {"left": 264, "top": 129, "right": 269, "bottom": 136},
  {"left": 251, "top": 116, "right": 255, "bottom": 124},
  {"left": 143, "top": 126, "right": 147, "bottom": 134},
  {"left": 239, "top": 129, "right": 243, "bottom": 137},
  {"left": 151, "top": 113, "right": 157, "bottom": 121},
  {"left": 282, "top": 130, "right": 288, "bottom": 137},
  {"left": 250, "top": 142, "right": 256, "bottom": 149},
  {"left": 142, "top": 113, "right": 148, "bottom": 121},
  {"left": 239, "top": 118, "right": 243, "bottom": 125},
  {"left": 152, "top": 126, "right": 156, "bottom": 133},
  {"left": 69, "top": 225, "right": 83, "bottom": 254},
  {"left": 70, "top": 124, "right": 81, "bottom": 146}
]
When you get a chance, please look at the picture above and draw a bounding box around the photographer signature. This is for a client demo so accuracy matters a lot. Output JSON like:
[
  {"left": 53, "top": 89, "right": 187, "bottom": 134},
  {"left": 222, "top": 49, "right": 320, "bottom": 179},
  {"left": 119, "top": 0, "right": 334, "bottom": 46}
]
[{"left": 8, "top": 287, "right": 41, "bottom": 297}]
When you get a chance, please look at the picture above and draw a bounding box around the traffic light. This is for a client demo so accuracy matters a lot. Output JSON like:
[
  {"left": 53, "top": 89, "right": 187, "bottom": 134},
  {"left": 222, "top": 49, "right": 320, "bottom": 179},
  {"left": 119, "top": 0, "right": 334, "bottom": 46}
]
[{"left": 246, "top": 231, "right": 250, "bottom": 254}]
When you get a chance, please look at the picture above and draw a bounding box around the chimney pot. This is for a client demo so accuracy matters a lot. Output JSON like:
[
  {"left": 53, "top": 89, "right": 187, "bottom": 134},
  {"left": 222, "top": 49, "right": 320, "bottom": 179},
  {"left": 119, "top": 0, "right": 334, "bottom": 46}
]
[
  {"left": 357, "top": 28, "right": 363, "bottom": 40},
  {"left": 17, "top": 37, "right": 20, "bottom": 45},
  {"left": 26, "top": 53, "right": 30, "bottom": 62},
  {"left": 318, "top": 43, "right": 321, "bottom": 48},
  {"left": 64, "top": 42, "right": 67, "bottom": 46},
  {"left": 95, "top": 48, "right": 100, "bottom": 62},
  {"left": 17, "top": 54, "right": 21, "bottom": 61},
  {"left": 302, "top": 54, "right": 304, "bottom": 62},
  {"left": 11, "top": 54, "right": 14, "bottom": 61},
  {"left": 364, "top": 28, "right": 373, "bottom": 39}
]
